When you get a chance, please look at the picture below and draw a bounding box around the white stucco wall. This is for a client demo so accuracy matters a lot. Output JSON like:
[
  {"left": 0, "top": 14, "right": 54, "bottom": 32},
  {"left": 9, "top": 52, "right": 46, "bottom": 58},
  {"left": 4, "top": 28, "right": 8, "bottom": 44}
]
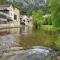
[
  {"left": 0, "top": 5, "right": 14, "bottom": 20},
  {"left": 8, "top": 5, "right": 14, "bottom": 20}
]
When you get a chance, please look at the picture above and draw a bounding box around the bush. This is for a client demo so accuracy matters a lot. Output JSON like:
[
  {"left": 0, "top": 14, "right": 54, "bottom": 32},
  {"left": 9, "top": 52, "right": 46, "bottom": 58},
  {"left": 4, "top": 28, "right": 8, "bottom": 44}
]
[
  {"left": 32, "top": 10, "right": 44, "bottom": 29},
  {"left": 43, "top": 16, "right": 52, "bottom": 25},
  {"left": 54, "top": 34, "right": 60, "bottom": 50},
  {"left": 50, "top": 0, "right": 60, "bottom": 27}
]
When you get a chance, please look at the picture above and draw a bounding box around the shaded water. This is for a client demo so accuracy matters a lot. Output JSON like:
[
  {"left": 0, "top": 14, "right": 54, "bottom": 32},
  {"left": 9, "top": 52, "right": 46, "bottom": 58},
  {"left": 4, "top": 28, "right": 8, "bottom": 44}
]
[{"left": 0, "top": 26, "right": 59, "bottom": 60}]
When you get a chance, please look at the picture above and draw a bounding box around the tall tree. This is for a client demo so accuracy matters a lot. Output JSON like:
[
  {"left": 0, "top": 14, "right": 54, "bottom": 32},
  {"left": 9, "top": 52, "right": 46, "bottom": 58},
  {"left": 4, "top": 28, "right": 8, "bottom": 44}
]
[
  {"left": 32, "top": 10, "right": 44, "bottom": 29},
  {"left": 51, "top": 0, "right": 60, "bottom": 27}
]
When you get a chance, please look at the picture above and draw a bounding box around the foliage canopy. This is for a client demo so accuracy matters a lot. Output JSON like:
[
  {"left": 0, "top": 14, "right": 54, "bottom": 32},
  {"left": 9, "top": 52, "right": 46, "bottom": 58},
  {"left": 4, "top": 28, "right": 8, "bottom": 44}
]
[
  {"left": 50, "top": 0, "right": 60, "bottom": 27},
  {"left": 32, "top": 10, "right": 44, "bottom": 29}
]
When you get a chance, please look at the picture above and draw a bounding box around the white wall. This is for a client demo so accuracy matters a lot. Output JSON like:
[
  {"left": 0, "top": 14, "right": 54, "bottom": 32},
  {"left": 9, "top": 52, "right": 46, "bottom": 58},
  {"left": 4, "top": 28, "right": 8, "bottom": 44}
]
[
  {"left": 9, "top": 5, "right": 14, "bottom": 20},
  {"left": 0, "top": 5, "right": 14, "bottom": 20}
]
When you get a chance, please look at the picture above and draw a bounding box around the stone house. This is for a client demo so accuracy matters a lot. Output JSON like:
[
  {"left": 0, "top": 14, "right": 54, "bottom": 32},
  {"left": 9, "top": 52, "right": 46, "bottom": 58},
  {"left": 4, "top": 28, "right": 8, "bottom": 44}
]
[
  {"left": 0, "top": 4, "right": 20, "bottom": 28},
  {"left": 20, "top": 15, "right": 32, "bottom": 26},
  {"left": 14, "top": 8, "right": 20, "bottom": 26},
  {"left": 0, "top": 4, "right": 14, "bottom": 21}
]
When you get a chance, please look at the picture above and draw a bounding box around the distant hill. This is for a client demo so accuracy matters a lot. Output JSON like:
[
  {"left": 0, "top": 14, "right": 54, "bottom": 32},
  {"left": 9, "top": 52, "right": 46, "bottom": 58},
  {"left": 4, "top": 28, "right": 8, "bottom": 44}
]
[
  {"left": 8, "top": 0, "right": 48, "bottom": 6},
  {"left": 8, "top": 0, "right": 49, "bottom": 15}
]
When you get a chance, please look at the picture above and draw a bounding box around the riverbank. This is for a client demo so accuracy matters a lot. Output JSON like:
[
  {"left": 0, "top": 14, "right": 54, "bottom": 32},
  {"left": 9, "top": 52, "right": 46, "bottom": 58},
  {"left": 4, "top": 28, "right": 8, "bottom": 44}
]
[
  {"left": 41, "top": 25, "right": 60, "bottom": 31},
  {"left": 0, "top": 24, "right": 20, "bottom": 29},
  {"left": 0, "top": 46, "right": 58, "bottom": 60}
]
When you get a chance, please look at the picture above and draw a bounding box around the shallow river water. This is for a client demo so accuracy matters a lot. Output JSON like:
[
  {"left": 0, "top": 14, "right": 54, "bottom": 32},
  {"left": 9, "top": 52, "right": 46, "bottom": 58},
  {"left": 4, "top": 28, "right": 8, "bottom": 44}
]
[{"left": 0, "top": 26, "right": 59, "bottom": 60}]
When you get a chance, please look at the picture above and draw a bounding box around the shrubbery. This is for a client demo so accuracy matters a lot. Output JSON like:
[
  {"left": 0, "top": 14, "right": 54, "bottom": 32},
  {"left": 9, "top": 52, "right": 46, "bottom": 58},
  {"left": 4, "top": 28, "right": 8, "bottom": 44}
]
[
  {"left": 50, "top": 0, "right": 60, "bottom": 27},
  {"left": 32, "top": 10, "right": 44, "bottom": 29}
]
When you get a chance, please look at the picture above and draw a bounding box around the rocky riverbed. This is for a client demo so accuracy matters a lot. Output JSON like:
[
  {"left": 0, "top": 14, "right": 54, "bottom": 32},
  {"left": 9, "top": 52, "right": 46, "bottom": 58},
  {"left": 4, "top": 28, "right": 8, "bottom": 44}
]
[{"left": 0, "top": 45, "right": 59, "bottom": 60}]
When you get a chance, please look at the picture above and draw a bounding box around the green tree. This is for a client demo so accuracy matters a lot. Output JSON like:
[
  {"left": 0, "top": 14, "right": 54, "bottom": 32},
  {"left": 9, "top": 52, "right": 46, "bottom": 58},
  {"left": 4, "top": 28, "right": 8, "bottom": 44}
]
[
  {"left": 43, "top": 16, "right": 52, "bottom": 25},
  {"left": 32, "top": 10, "right": 44, "bottom": 29},
  {"left": 50, "top": 0, "right": 60, "bottom": 27},
  {"left": 0, "top": 0, "right": 7, "bottom": 4},
  {"left": 54, "top": 34, "right": 60, "bottom": 50}
]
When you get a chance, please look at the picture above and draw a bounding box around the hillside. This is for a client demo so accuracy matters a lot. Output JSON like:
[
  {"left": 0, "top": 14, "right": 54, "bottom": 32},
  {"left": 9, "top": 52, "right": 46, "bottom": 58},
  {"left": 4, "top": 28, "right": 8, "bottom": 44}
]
[
  {"left": 8, "top": 0, "right": 49, "bottom": 15},
  {"left": 8, "top": 0, "right": 48, "bottom": 6}
]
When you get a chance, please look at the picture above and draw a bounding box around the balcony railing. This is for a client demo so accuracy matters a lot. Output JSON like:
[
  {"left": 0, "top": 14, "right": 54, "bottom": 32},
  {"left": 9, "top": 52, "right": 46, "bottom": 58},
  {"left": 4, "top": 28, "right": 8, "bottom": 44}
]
[{"left": 0, "top": 18, "right": 7, "bottom": 21}]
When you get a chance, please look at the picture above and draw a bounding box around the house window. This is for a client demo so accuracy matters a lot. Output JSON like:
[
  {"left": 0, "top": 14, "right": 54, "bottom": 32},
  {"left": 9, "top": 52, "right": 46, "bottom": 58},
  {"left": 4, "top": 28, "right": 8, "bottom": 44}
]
[
  {"left": 14, "top": 15, "right": 17, "bottom": 20},
  {"left": 23, "top": 20, "right": 25, "bottom": 22},
  {"left": 0, "top": 10, "right": 9, "bottom": 14},
  {"left": 28, "top": 21, "right": 29, "bottom": 23}
]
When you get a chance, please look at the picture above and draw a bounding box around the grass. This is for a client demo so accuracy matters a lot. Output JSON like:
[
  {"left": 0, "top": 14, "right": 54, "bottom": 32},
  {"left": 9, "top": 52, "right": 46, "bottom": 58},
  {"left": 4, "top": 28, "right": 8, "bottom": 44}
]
[{"left": 41, "top": 25, "right": 60, "bottom": 31}]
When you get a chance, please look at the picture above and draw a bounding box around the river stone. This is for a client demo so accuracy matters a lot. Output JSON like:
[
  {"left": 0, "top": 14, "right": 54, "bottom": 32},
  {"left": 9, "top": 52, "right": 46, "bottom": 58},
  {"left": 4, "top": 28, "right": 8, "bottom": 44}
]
[{"left": 2, "top": 48, "right": 55, "bottom": 60}]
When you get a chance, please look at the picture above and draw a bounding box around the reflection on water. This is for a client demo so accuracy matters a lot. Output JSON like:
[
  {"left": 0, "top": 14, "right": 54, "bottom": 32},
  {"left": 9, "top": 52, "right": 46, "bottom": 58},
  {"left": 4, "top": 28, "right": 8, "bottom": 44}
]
[
  {"left": 0, "top": 26, "right": 59, "bottom": 60},
  {"left": 0, "top": 26, "right": 58, "bottom": 49},
  {"left": 20, "top": 26, "right": 32, "bottom": 35},
  {"left": 0, "top": 26, "right": 32, "bottom": 51}
]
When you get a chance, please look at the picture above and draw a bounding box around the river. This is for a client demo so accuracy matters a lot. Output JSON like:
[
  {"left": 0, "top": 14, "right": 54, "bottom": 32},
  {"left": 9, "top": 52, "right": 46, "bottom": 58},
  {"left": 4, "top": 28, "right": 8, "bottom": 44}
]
[{"left": 0, "top": 26, "right": 59, "bottom": 60}]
